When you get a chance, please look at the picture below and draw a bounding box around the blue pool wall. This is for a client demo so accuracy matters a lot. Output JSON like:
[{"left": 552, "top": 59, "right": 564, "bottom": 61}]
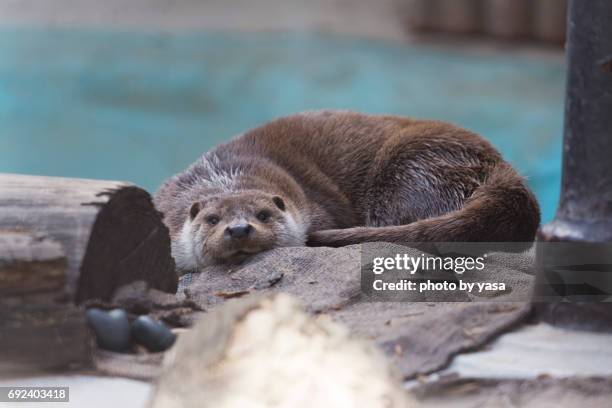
[{"left": 0, "top": 29, "right": 564, "bottom": 222}]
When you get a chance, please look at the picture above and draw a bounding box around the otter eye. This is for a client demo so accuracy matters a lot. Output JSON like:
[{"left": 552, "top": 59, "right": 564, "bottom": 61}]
[
  {"left": 206, "top": 215, "right": 220, "bottom": 225},
  {"left": 257, "top": 210, "right": 271, "bottom": 222}
]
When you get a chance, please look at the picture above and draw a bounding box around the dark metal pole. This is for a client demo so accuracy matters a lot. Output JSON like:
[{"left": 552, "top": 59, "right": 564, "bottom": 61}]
[
  {"left": 535, "top": 0, "right": 612, "bottom": 329},
  {"left": 542, "top": 0, "right": 612, "bottom": 241}
]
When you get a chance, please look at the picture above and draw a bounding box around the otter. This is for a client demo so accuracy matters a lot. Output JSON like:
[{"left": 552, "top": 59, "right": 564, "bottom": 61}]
[{"left": 154, "top": 110, "right": 540, "bottom": 273}]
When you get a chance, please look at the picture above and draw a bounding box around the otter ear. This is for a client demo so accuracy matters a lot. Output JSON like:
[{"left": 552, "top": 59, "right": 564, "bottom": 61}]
[
  {"left": 272, "top": 196, "right": 286, "bottom": 211},
  {"left": 189, "top": 202, "right": 200, "bottom": 220}
]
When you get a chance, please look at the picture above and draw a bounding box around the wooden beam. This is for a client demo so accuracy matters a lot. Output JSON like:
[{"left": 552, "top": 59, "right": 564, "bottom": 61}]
[
  {"left": 0, "top": 304, "right": 92, "bottom": 376},
  {"left": 0, "top": 173, "right": 177, "bottom": 303},
  {"left": 0, "top": 230, "right": 92, "bottom": 375},
  {"left": 0, "top": 230, "right": 67, "bottom": 299}
]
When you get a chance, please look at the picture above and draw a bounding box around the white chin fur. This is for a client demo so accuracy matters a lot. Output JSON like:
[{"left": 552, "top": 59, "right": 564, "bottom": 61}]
[
  {"left": 172, "top": 219, "right": 201, "bottom": 274},
  {"left": 276, "top": 212, "right": 307, "bottom": 247}
]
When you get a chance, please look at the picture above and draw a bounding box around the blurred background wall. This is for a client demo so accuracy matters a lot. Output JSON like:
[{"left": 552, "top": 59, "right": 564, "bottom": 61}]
[
  {"left": 406, "top": 0, "right": 566, "bottom": 43},
  {"left": 0, "top": 0, "right": 566, "bottom": 222}
]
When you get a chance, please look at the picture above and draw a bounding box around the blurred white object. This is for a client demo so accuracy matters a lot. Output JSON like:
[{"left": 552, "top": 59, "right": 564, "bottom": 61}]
[{"left": 150, "top": 294, "right": 414, "bottom": 408}]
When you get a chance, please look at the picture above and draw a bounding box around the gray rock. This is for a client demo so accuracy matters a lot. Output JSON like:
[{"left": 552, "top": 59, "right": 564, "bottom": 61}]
[
  {"left": 180, "top": 245, "right": 364, "bottom": 313},
  {"left": 86, "top": 308, "right": 131, "bottom": 353},
  {"left": 179, "top": 243, "right": 534, "bottom": 379},
  {"left": 131, "top": 316, "right": 176, "bottom": 353}
]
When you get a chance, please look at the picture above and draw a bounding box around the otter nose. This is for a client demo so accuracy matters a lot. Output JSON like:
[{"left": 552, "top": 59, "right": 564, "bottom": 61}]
[{"left": 225, "top": 224, "right": 253, "bottom": 239}]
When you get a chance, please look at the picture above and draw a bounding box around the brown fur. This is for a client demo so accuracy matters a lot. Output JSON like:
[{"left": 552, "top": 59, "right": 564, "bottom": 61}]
[{"left": 155, "top": 110, "right": 540, "bottom": 270}]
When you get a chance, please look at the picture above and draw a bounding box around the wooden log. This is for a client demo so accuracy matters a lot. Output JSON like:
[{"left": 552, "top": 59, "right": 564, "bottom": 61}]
[
  {"left": 0, "top": 230, "right": 92, "bottom": 375},
  {"left": 0, "top": 230, "right": 67, "bottom": 303},
  {"left": 0, "top": 304, "right": 93, "bottom": 376},
  {"left": 0, "top": 173, "right": 177, "bottom": 303}
]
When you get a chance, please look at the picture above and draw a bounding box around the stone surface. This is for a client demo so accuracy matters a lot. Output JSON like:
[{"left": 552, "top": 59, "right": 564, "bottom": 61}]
[
  {"left": 333, "top": 301, "right": 530, "bottom": 378},
  {"left": 86, "top": 308, "right": 131, "bottom": 353},
  {"left": 441, "top": 323, "right": 612, "bottom": 379},
  {"left": 180, "top": 246, "right": 362, "bottom": 313},
  {"left": 132, "top": 316, "right": 176, "bottom": 353},
  {"left": 414, "top": 376, "right": 612, "bottom": 408},
  {"left": 180, "top": 244, "right": 534, "bottom": 379}
]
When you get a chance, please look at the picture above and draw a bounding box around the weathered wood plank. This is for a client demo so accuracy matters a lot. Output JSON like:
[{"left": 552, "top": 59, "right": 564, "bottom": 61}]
[
  {"left": 0, "top": 230, "right": 67, "bottom": 298},
  {"left": 0, "top": 173, "right": 177, "bottom": 303},
  {"left": 0, "top": 304, "right": 93, "bottom": 376},
  {"left": 0, "top": 230, "right": 93, "bottom": 375}
]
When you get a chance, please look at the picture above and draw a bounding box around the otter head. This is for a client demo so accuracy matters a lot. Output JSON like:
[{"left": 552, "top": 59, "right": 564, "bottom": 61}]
[{"left": 174, "top": 191, "right": 306, "bottom": 272}]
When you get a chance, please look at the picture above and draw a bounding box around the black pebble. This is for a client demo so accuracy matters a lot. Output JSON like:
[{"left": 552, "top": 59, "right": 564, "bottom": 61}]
[
  {"left": 85, "top": 308, "right": 131, "bottom": 353},
  {"left": 131, "top": 316, "right": 176, "bottom": 352}
]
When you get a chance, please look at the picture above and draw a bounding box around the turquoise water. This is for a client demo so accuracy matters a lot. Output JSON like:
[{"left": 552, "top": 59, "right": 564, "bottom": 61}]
[{"left": 0, "top": 29, "right": 564, "bottom": 222}]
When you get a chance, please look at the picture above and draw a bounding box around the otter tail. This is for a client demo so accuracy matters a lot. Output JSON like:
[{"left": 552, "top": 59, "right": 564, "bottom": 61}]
[{"left": 307, "top": 163, "right": 541, "bottom": 247}]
